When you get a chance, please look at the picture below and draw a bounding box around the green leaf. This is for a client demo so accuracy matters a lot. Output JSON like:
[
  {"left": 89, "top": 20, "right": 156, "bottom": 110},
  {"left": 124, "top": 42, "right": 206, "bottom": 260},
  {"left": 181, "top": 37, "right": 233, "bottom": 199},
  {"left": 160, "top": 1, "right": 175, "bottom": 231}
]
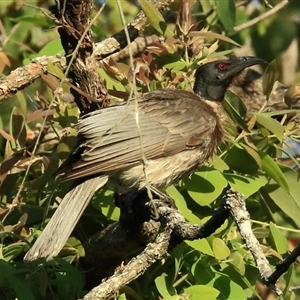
[
  {"left": 92, "top": 189, "right": 120, "bottom": 221},
  {"left": 216, "top": 0, "right": 236, "bottom": 33},
  {"left": 166, "top": 186, "right": 201, "bottom": 224},
  {"left": 224, "top": 91, "right": 248, "bottom": 131},
  {"left": 184, "top": 285, "right": 219, "bottom": 300},
  {"left": 56, "top": 132, "right": 78, "bottom": 160},
  {"left": 10, "top": 16, "right": 54, "bottom": 28},
  {"left": 11, "top": 108, "right": 25, "bottom": 141},
  {"left": 185, "top": 239, "right": 214, "bottom": 256},
  {"left": 199, "top": 0, "right": 218, "bottom": 25},
  {"left": 255, "top": 113, "right": 284, "bottom": 142},
  {"left": 192, "top": 262, "right": 248, "bottom": 300},
  {"left": 264, "top": 165, "right": 300, "bottom": 227},
  {"left": 268, "top": 222, "right": 288, "bottom": 255},
  {"left": 189, "top": 31, "right": 241, "bottom": 47},
  {"left": 259, "top": 152, "right": 289, "bottom": 193},
  {"left": 212, "top": 238, "right": 230, "bottom": 260},
  {"left": 230, "top": 252, "right": 245, "bottom": 275},
  {"left": 239, "top": 143, "right": 261, "bottom": 168},
  {"left": 224, "top": 173, "right": 268, "bottom": 199},
  {"left": 185, "top": 167, "right": 228, "bottom": 205},
  {"left": 155, "top": 273, "right": 176, "bottom": 298},
  {"left": 138, "top": 0, "right": 173, "bottom": 37},
  {"left": 262, "top": 59, "right": 279, "bottom": 99},
  {"left": 62, "top": 236, "right": 85, "bottom": 257},
  {"left": 2, "top": 243, "right": 26, "bottom": 262},
  {"left": 155, "top": 54, "right": 186, "bottom": 71},
  {"left": 0, "top": 260, "right": 35, "bottom": 300},
  {"left": 282, "top": 264, "right": 294, "bottom": 299},
  {"left": 210, "top": 155, "right": 229, "bottom": 172},
  {"left": 224, "top": 145, "right": 259, "bottom": 174}
]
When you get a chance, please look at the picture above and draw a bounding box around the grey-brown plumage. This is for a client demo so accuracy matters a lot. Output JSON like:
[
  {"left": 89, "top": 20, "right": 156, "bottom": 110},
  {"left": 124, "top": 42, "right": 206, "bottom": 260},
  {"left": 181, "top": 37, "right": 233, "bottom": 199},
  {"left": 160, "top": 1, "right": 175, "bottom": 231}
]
[{"left": 24, "top": 56, "right": 265, "bottom": 261}]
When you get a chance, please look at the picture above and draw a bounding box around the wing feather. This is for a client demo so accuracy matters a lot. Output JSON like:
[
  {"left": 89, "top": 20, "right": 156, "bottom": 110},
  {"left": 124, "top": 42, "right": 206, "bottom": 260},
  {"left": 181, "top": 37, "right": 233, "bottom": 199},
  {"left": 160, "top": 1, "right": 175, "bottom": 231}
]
[{"left": 61, "top": 89, "right": 223, "bottom": 181}]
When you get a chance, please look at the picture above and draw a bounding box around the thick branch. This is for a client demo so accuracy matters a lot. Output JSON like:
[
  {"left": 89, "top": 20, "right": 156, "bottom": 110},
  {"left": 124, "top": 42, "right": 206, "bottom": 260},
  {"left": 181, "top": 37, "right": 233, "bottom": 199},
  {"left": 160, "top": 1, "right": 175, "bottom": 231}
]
[
  {"left": 225, "top": 189, "right": 282, "bottom": 296},
  {"left": 83, "top": 228, "right": 171, "bottom": 300},
  {"left": 82, "top": 188, "right": 230, "bottom": 298},
  {"left": 0, "top": 55, "right": 65, "bottom": 102},
  {"left": 53, "top": 0, "right": 109, "bottom": 114}
]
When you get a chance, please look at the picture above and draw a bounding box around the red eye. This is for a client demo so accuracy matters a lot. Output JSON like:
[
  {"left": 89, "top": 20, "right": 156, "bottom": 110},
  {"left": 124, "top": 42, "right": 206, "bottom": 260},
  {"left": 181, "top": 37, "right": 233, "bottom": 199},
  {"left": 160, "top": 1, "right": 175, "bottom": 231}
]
[{"left": 218, "top": 62, "right": 227, "bottom": 71}]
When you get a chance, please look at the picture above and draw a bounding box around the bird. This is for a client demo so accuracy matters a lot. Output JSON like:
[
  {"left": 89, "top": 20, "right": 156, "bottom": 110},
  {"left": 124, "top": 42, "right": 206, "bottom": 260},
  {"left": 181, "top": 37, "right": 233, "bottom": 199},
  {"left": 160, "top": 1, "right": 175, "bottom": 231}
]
[{"left": 24, "top": 55, "right": 266, "bottom": 261}]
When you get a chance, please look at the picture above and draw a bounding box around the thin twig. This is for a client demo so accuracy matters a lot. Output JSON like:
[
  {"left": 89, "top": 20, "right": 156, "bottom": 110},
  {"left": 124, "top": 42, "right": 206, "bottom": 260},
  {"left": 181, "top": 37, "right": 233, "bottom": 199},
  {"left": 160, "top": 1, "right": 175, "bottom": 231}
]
[
  {"left": 234, "top": 0, "right": 288, "bottom": 33},
  {"left": 266, "top": 243, "right": 300, "bottom": 287}
]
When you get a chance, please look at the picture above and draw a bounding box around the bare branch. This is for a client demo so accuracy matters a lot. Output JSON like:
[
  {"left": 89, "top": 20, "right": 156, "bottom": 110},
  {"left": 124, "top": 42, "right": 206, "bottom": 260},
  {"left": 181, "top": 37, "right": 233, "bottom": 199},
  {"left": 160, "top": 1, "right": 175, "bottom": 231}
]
[
  {"left": 82, "top": 228, "right": 172, "bottom": 300},
  {"left": 266, "top": 243, "right": 300, "bottom": 288},
  {"left": 0, "top": 55, "right": 65, "bottom": 102},
  {"left": 234, "top": 0, "right": 289, "bottom": 33},
  {"left": 225, "top": 189, "right": 282, "bottom": 296}
]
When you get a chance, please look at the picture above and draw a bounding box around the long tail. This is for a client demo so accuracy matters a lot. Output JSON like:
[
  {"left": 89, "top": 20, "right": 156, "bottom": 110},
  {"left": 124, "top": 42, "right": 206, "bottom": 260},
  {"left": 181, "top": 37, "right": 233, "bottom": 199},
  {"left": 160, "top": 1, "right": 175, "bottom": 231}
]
[{"left": 24, "top": 176, "right": 108, "bottom": 261}]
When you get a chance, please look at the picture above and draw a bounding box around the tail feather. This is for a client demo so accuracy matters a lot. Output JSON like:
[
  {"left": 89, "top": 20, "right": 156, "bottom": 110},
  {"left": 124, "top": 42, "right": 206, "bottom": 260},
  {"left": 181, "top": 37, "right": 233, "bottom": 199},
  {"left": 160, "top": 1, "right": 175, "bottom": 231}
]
[{"left": 24, "top": 176, "right": 108, "bottom": 261}]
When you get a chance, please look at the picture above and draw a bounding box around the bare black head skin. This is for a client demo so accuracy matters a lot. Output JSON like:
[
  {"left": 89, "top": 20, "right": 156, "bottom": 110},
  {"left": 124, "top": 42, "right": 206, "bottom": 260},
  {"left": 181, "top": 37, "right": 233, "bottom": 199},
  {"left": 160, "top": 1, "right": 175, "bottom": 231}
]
[{"left": 193, "top": 56, "right": 266, "bottom": 102}]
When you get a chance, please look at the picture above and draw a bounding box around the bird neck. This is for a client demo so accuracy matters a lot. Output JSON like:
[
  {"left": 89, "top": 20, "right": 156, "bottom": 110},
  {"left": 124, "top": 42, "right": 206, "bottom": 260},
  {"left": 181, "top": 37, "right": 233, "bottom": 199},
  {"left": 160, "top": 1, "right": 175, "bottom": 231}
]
[{"left": 193, "top": 77, "right": 228, "bottom": 102}]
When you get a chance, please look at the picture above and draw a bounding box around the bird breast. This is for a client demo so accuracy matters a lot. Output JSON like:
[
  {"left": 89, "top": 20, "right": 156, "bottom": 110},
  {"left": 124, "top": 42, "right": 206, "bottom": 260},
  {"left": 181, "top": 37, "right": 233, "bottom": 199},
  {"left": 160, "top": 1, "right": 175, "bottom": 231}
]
[{"left": 109, "top": 146, "right": 216, "bottom": 193}]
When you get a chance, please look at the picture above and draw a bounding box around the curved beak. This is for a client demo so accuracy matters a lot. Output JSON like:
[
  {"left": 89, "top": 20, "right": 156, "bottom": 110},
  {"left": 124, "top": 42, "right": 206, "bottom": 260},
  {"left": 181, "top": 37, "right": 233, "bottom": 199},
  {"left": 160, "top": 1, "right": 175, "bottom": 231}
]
[{"left": 228, "top": 56, "right": 267, "bottom": 76}]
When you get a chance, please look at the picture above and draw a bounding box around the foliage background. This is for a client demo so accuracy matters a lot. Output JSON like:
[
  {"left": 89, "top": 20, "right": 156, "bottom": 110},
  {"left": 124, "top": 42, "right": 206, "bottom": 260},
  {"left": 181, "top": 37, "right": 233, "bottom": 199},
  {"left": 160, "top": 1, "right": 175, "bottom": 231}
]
[{"left": 0, "top": 0, "right": 300, "bottom": 299}]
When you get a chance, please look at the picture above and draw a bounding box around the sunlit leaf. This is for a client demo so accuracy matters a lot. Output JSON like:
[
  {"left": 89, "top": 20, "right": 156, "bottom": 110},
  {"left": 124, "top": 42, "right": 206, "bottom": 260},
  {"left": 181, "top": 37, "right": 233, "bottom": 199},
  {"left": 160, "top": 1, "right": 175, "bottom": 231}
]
[
  {"left": 230, "top": 252, "right": 245, "bottom": 275},
  {"left": 10, "top": 16, "right": 54, "bottom": 29},
  {"left": 155, "top": 54, "right": 186, "bottom": 71},
  {"left": 268, "top": 222, "right": 288, "bottom": 255},
  {"left": 184, "top": 285, "right": 219, "bottom": 300},
  {"left": 138, "top": 0, "right": 173, "bottom": 37},
  {"left": 255, "top": 113, "right": 284, "bottom": 142},
  {"left": 166, "top": 185, "right": 201, "bottom": 224},
  {"left": 155, "top": 273, "right": 176, "bottom": 298},
  {"left": 210, "top": 155, "right": 229, "bottom": 172},
  {"left": 259, "top": 152, "right": 289, "bottom": 193},
  {"left": 2, "top": 243, "right": 26, "bottom": 262},
  {"left": 216, "top": 0, "right": 236, "bottom": 33},
  {"left": 92, "top": 189, "right": 120, "bottom": 221},
  {"left": 212, "top": 238, "right": 230, "bottom": 260},
  {"left": 224, "top": 173, "right": 268, "bottom": 198},
  {"left": 189, "top": 31, "right": 241, "bottom": 47},
  {"left": 264, "top": 165, "right": 300, "bottom": 227},
  {"left": 185, "top": 167, "right": 228, "bottom": 206},
  {"left": 185, "top": 239, "right": 214, "bottom": 256},
  {"left": 282, "top": 264, "right": 294, "bottom": 299}
]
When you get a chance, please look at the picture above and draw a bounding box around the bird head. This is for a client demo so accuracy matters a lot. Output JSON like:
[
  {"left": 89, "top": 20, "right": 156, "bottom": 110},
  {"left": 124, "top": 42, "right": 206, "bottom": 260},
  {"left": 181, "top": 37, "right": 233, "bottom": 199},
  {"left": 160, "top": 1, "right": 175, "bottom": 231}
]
[{"left": 193, "top": 56, "right": 266, "bottom": 102}]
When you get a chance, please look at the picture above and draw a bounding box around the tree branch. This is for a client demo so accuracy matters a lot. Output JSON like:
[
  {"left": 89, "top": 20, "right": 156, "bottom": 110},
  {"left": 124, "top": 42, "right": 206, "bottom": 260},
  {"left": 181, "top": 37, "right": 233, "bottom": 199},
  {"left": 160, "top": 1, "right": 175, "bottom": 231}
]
[
  {"left": 225, "top": 189, "right": 282, "bottom": 296},
  {"left": 0, "top": 0, "right": 171, "bottom": 104},
  {"left": 82, "top": 227, "right": 172, "bottom": 300},
  {"left": 234, "top": 0, "right": 289, "bottom": 33}
]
